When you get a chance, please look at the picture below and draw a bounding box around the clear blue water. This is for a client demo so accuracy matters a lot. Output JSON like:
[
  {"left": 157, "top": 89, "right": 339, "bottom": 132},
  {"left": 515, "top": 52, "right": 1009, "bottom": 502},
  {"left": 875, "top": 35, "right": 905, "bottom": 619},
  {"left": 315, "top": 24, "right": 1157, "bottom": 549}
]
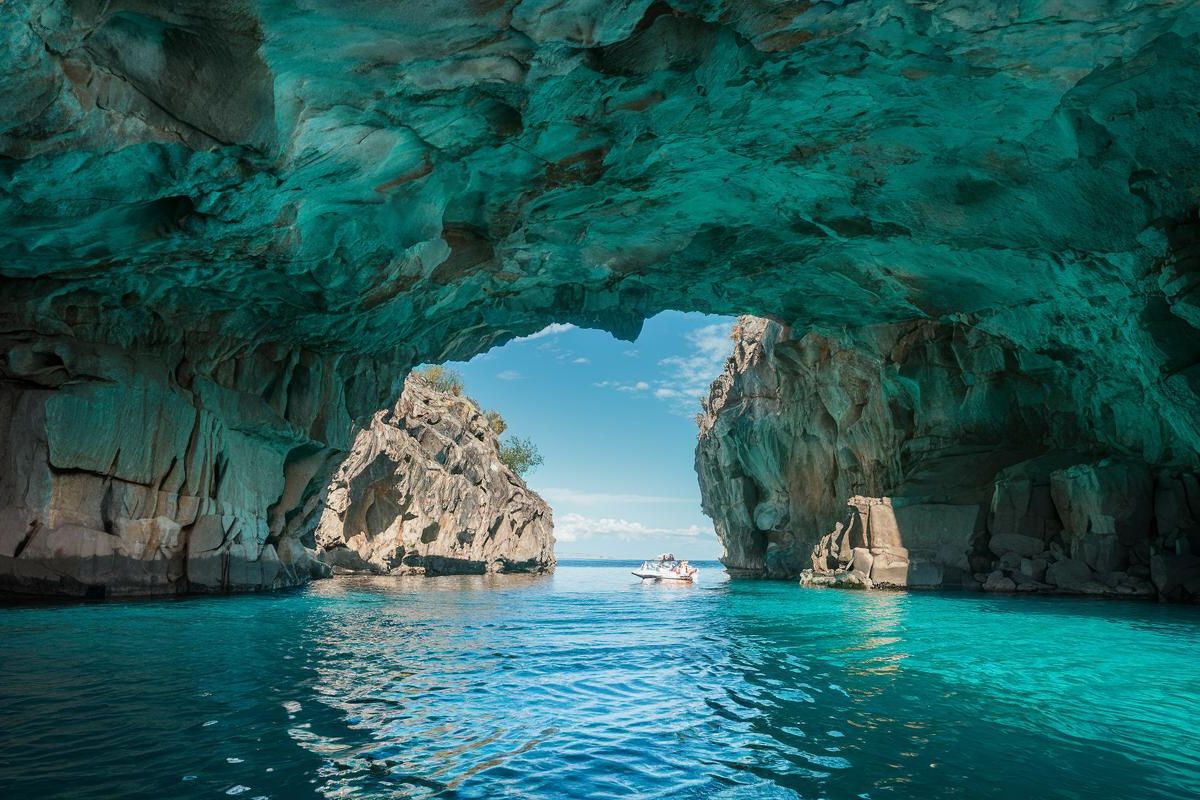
[{"left": 2, "top": 561, "right": 1198, "bottom": 799}]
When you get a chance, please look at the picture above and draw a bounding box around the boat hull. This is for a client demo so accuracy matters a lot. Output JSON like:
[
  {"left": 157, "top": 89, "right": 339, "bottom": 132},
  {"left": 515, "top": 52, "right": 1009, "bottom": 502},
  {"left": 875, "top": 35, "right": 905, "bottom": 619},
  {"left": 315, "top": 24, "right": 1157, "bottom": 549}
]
[{"left": 631, "top": 571, "right": 695, "bottom": 582}]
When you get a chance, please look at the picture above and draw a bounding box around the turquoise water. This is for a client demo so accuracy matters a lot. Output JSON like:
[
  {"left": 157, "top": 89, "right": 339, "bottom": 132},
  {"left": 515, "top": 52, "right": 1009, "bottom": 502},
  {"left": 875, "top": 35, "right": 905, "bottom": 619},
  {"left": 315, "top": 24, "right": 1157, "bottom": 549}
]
[{"left": 2, "top": 561, "right": 1198, "bottom": 799}]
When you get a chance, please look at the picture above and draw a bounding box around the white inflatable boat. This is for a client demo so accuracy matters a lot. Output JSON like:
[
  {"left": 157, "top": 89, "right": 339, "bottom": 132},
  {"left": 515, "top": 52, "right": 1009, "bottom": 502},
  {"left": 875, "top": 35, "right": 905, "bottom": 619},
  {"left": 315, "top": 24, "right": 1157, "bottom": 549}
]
[{"left": 632, "top": 554, "right": 698, "bottom": 582}]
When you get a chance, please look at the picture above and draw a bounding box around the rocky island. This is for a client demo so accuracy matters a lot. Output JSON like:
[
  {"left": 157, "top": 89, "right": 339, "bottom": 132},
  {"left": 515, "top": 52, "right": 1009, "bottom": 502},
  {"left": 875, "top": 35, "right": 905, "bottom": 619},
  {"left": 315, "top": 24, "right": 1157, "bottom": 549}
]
[{"left": 316, "top": 373, "right": 554, "bottom": 576}]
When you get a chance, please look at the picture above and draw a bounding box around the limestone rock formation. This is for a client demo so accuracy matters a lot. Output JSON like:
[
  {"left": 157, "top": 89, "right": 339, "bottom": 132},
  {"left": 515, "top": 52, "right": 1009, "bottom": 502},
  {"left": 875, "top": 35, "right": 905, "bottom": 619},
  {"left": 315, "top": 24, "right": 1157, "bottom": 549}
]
[
  {"left": 802, "top": 497, "right": 964, "bottom": 590},
  {"left": 0, "top": 338, "right": 334, "bottom": 596},
  {"left": 315, "top": 375, "right": 554, "bottom": 575},
  {"left": 4, "top": 2, "right": 1200, "bottom": 594},
  {"left": 697, "top": 318, "right": 1200, "bottom": 601}
]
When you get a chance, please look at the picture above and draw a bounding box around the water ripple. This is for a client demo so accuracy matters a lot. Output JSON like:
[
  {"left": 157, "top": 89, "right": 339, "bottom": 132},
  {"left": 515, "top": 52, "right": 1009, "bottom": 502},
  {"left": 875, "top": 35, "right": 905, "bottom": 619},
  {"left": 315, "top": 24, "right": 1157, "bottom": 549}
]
[{"left": 1, "top": 564, "right": 1198, "bottom": 798}]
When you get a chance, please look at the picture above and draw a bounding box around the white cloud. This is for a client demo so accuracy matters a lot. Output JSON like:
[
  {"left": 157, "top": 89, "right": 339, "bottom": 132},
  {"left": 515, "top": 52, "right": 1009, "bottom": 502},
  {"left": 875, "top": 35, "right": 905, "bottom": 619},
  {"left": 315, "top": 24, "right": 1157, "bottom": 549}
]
[
  {"left": 497, "top": 370, "right": 521, "bottom": 381},
  {"left": 513, "top": 323, "right": 576, "bottom": 343},
  {"left": 623, "top": 349, "right": 640, "bottom": 358},
  {"left": 572, "top": 357, "right": 590, "bottom": 364},
  {"left": 555, "top": 512, "right": 714, "bottom": 542},
  {"left": 654, "top": 321, "right": 735, "bottom": 415},
  {"left": 541, "top": 488, "right": 691, "bottom": 505},
  {"left": 592, "top": 320, "right": 736, "bottom": 415}
]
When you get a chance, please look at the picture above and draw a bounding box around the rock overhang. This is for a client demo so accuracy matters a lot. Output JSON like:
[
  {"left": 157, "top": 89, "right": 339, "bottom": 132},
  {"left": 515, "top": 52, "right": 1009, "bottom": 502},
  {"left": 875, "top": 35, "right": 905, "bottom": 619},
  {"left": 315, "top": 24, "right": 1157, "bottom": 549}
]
[
  {"left": 4, "top": 1, "right": 1199, "bottom": 367},
  {"left": 3, "top": 0, "right": 1200, "bottom": 595}
]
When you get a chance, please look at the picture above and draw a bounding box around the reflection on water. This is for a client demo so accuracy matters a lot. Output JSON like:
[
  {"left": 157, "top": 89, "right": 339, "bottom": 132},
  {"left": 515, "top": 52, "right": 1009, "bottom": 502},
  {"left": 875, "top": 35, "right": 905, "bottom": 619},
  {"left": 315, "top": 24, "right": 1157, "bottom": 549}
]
[{"left": 1, "top": 562, "right": 1198, "bottom": 799}]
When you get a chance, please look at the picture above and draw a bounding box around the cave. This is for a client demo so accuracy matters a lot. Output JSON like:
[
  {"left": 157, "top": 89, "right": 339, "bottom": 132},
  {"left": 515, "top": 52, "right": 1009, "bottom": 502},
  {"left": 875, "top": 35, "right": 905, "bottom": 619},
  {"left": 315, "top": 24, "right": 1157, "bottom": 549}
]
[{"left": 2, "top": 1, "right": 1199, "bottom": 600}]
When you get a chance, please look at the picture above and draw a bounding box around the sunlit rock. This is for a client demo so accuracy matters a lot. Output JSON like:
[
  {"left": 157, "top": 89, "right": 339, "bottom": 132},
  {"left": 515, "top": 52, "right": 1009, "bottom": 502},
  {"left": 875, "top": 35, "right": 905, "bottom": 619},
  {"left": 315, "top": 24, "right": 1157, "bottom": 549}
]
[{"left": 314, "top": 375, "right": 554, "bottom": 575}]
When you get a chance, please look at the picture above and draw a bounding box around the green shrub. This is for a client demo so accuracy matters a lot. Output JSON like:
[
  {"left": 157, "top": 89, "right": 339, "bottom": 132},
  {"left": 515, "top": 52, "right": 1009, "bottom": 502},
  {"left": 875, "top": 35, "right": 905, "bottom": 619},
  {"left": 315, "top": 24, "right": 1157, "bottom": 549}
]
[
  {"left": 499, "top": 436, "right": 543, "bottom": 478},
  {"left": 417, "top": 364, "right": 464, "bottom": 396}
]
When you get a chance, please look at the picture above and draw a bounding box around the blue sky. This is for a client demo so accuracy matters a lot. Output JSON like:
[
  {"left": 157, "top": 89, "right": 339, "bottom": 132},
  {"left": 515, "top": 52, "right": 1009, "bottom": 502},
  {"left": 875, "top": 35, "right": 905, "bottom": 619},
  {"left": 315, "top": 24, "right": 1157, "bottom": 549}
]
[{"left": 445, "top": 312, "right": 736, "bottom": 561}]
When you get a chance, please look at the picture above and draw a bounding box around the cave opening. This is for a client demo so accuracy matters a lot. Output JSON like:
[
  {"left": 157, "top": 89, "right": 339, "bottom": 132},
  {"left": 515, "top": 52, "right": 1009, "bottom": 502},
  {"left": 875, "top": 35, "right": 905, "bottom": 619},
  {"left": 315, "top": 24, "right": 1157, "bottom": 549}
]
[{"left": 429, "top": 310, "right": 736, "bottom": 564}]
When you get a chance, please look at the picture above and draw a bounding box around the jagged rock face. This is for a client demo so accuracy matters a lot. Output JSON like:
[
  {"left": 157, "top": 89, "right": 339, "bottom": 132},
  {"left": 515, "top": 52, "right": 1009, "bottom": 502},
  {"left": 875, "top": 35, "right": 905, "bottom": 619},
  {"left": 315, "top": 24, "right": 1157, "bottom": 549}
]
[
  {"left": 3, "top": 2, "right": 1200, "bottom": 593},
  {"left": 315, "top": 376, "right": 554, "bottom": 575},
  {"left": 0, "top": 337, "right": 344, "bottom": 596},
  {"left": 696, "top": 318, "right": 1200, "bottom": 600}
]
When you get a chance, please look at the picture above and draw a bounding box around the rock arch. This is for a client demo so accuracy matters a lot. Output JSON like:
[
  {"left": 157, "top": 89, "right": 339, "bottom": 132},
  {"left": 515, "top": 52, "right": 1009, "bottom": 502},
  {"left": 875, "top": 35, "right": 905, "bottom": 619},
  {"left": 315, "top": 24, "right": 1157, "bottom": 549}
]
[{"left": 2, "top": 1, "right": 1198, "bottom": 594}]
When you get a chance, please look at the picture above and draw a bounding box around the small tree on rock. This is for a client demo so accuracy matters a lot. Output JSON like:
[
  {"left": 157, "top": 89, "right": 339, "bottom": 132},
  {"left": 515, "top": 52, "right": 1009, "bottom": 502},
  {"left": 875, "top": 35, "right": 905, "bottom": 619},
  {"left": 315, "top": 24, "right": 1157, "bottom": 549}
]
[{"left": 499, "top": 436, "right": 543, "bottom": 478}]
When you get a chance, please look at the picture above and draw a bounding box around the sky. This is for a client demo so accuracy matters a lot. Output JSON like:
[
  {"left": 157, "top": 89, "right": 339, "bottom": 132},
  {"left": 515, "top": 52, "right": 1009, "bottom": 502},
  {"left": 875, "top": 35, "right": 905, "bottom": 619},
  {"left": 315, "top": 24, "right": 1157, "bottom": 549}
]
[{"left": 445, "top": 312, "right": 737, "bottom": 561}]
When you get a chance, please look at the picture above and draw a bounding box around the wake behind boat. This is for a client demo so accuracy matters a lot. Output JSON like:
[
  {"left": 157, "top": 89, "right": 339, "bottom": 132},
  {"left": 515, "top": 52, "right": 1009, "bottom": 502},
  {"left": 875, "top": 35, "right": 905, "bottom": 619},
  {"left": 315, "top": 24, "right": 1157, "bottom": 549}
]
[{"left": 632, "top": 553, "right": 698, "bottom": 582}]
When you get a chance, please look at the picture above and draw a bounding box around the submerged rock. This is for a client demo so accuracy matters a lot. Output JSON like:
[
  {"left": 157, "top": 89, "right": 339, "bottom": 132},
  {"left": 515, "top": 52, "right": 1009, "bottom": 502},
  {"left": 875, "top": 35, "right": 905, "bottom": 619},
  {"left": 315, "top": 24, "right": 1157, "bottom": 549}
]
[
  {"left": 696, "top": 318, "right": 1200, "bottom": 601},
  {"left": 315, "top": 375, "right": 554, "bottom": 576}
]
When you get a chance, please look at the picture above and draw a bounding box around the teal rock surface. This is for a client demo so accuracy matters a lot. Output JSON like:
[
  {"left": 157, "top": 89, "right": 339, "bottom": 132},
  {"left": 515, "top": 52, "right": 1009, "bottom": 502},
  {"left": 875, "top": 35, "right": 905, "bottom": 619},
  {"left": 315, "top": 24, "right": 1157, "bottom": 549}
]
[{"left": 2, "top": 1, "right": 1200, "bottom": 594}]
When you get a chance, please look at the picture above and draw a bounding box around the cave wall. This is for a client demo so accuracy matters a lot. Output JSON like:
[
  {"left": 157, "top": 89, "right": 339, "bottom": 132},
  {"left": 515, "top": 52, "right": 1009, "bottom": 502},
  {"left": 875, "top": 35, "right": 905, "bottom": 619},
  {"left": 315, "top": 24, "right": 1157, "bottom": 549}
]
[
  {"left": 315, "top": 374, "right": 555, "bottom": 576},
  {"left": 696, "top": 318, "right": 1200, "bottom": 600},
  {"left": 4, "top": 1, "right": 1200, "bottom": 594},
  {"left": 0, "top": 332, "right": 409, "bottom": 595}
]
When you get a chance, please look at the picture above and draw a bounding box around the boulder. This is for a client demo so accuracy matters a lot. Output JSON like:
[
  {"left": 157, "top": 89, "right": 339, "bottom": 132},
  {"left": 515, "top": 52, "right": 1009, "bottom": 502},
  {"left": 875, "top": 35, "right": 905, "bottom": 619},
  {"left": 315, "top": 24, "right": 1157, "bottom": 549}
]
[
  {"left": 988, "top": 533, "right": 1046, "bottom": 559},
  {"left": 983, "top": 572, "right": 1017, "bottom": 592},
  {"left": 870, "top": 552, "right": 910, "bottom": 587},
  {"left": 1020, "top": 558, "right": 1047, "bottom": 582},
  {"left": 850, "top": 547, "right": 874, "bottom": 578},
  {"left": 1000, "top": 551, "right": 1024, "bottom": 571},
  {"left": 1045, "top": 558, "right": 1095, "bottom": 592},
  {"left": 800, "top": 569, "right": 873, "bottom": 590},
  {"left": 1150, "top": 553, "right": 1200, "bottom": 602}
]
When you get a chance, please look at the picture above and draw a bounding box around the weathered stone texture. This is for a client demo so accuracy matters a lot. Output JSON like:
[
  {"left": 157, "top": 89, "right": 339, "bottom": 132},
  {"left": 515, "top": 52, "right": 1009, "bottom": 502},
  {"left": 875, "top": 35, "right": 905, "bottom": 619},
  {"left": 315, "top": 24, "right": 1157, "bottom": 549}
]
[
  {"left": 314, "top": 375, "right": 554, "bottom": 576},
  {"left": 0, "top": 336, "right": 385, "bottom": 595},
  {"left": 698, "top": 319, "right": 1200, "bottom": 601},
  {"left": 4, "top": 2, "right": 1200, "bottom": 593}
]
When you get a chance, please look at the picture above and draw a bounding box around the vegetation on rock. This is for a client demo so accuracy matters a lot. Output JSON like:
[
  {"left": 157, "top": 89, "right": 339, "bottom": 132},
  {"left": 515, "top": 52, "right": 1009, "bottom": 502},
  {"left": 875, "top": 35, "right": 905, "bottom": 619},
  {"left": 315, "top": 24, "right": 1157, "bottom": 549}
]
[
  {"left": 499, "top": 437, "right": 544, "bottom": 478},
  {"left": 417, "top": 365, "right": 465, "bottom": 396},
  {"left": 484, "top": 410, "right": 508, "bottom": 435}
]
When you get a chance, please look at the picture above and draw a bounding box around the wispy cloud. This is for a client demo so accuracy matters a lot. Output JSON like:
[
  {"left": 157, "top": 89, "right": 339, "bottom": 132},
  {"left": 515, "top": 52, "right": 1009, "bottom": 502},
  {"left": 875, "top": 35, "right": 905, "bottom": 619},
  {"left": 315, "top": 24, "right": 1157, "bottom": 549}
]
[
  {"left": 513, "top": 323, "right": 576, "bottom": 343},
  {"left": 555, "top": 513, "right": 714, "bottom": 542},
  {"left": 497, "top": 370, "right": 521, "bottom": 381},
  {"left": 593, "top": 320, "right": 735, "bottom": 416},
  {"left": 542, "top": 488, "right": 692, "bottom": 505},
  {"left": 572, "top": 357, "right": 590, "bottom": 365},
  {"left": 651, "top": 321, "right": 735, "bottom": 414}
]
